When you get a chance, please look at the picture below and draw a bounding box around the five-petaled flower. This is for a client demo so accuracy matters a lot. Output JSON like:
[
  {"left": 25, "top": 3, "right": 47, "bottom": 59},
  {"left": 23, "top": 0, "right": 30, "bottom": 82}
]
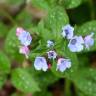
[
  {"left": 18, "top": 31, "right": 32, "bottom": 46},
  {"left": 56, "top": 58, "right": 71, "bottom": 72},
  {"left": 47, "top": 40, "right": 54, "bottom": 48},
  {"left": 34, "top": 57, "right": 48, "bottom": 71},
  {"left": 19, "top": 46, "right": 30, "bottom": 58},
  {"left": 47, "top": 50, "right": 57, "bottom": 59},
  {"left": 84, "top": 32, "right": 94, "bottom": 49},
  {"left": 62, "top": 24, "right": 74, "bottom": 39},
  {"left": 68, "top": 36, "right": 84, "bottom": 52}
]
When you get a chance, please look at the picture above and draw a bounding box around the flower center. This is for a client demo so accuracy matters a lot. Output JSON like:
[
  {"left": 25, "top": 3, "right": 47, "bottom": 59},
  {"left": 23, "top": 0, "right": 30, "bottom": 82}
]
[
  {"left": 71, "top": 39, "right": 77, "bottom": 45},
  {"left": 49, "top": 52, "right": 54, "bottom": 56},
  {"left": 65, "top": 29, "right": 69, "bottom": 35}
]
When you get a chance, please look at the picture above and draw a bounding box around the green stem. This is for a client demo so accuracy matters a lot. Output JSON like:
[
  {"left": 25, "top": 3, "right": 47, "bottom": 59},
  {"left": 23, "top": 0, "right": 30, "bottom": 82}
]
[
  {"left": 88, "top": 0, "right": 95, "bottom": 20},
  {"left": 65, "top": 79, "right": 71, "bottom": 96}
]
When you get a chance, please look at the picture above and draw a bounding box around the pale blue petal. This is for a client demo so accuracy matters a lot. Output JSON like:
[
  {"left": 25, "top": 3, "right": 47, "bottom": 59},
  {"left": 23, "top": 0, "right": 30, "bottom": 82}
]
[
  {"left": 47, "top": 40, "right": 54, "bottom": 47},
  {"left": 62, "top": 24, "right": 74, "bottom": 39},
  {"left": 57, "top": 63, "right": 66, "bottom": 72},
  {"left": 34, "top": 58, "right": 42, "bottom": 70},
  {"left": 77, "top": 36, "right": 84, "bottom": 44},
  {"left": 67, "top": 30, "right": 73, "bottom": 39},
  {"left": 68, "top": 44, "right": 77, "bottom": 52},
  {"left": 89, "top": 38, "right": 94, "bottom": 46},
  {"left": 41, "top": 57, "right": 48, "bottom": 71},
  {"left": 19, "top": 31, "right": 32, "bottom": 46},
  {"left": 42, "top": 63, "right": 48, "bottom": 71},
  {"left": 76, "top": 44, "right": 84, "bottom": 52},
  {"left": 65, "top": 60, "right": 71, "bottom": 68}
]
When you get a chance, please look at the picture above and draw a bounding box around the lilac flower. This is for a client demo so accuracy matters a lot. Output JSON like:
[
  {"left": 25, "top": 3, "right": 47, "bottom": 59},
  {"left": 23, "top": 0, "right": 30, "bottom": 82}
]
[
  {"left": 61, "top": 24, "right": 74, "bottom": 39},
  {"left": 56, "top": 58, "right": 71, "bottom": 72},
  {"left": 84, "top": 32, "right": 94, "bottom": 49},
  {"left": 19, "top": 46, "right": 30, "bottom": 58},
  {"left": 47, "top": 40, "right": 54, "bottom": 48},
  {"left": 18, "top": 31, "right": 32, "bottom": 46},
  {"left": 47, "top": 51, "right": 57, "bottom": 59},
  {"left": 16, "top": 27, "right": 24, "bottom": 37},
  {"left": 34, "top": 57, "right": 48, "bottom": 71},
  {"left": 68, "top": 36, "right": 84, "bottom": 52}
]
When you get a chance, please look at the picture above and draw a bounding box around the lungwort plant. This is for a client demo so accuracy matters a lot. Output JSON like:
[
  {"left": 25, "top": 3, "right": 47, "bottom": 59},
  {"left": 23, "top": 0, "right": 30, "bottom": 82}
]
[{"left": 0, "top": 0, "right": 96, "bottom": 96}]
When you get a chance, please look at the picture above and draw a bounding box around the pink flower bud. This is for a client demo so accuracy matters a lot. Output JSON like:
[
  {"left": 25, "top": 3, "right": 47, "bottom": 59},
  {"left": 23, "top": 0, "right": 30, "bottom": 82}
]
[
  {"left": 19, "top": 46, "right": 30, "bottom": 58},
  {"left": 48, "top": 64, "right": 51, "bottom": 69},
  {"left": 16, "top": 27, "right": 24, "bottom": 37}
]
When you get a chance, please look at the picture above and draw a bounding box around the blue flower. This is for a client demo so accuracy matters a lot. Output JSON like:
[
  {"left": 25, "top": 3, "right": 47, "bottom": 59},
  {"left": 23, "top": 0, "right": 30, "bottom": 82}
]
[
  {"left": 84, "top": 32, "right": 94, "bottom": 49},
  {"left": 18, "top": 31, "right": 32, "bottom": 46},
  {"left": 61, "top": 24, "right": 74, "bottom": 39},
  {"left": 68, "top": 36, "right": 84, "bottom": 52},
  {"left": 34, "top": 57, "right": 48, "bottom": 71},
  {"left": 56, "top": 58, "right": 71, "bottom": 72},
  {"left": 47, "top": 50, "right": 57, "bottom": 59},
  {"left": 47, "top": 40, "right": 54, "bottom": 48}
]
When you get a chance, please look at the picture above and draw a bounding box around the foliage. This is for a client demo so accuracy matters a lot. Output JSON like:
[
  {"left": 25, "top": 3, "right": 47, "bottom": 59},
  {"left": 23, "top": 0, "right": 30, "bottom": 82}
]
[{"left": 0, "top": 0, "right": 96, "bottom": 96}]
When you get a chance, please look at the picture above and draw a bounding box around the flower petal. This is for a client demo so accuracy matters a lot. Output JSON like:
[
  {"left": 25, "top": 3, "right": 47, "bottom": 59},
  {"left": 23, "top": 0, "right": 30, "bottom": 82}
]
[
  {"left": 76, "top": 44, "right": 84, "bottom": 52},
  {"left": 68, "top": 44, "right": 77, "bottom": 52},
  {"left": 62, "top": 24, "right": 74, "bottom": 39},
  {"left": 34, "top": 57, "right": 43, "bottom": 70},
  {"left": 77, "top": 36, "right": 84, "bottom": 44}
]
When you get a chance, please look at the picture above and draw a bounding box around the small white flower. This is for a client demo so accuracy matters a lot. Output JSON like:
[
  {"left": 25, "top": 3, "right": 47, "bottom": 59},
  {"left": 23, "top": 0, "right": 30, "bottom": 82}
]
[
  {"left": 19, "top": 46, "right": 30, "bottom": 58},
  {"left": 47, "top": 40, "right": 54, "bottom": 48},
  {"left": 62, "top": 24, "right": 74, "bottom": 39},
  {"left": 47, "top": 50, "right": 57, "bottom": 59},
  {"left": 56, "top": 58, "right": 71, "bottom": 72},
  {"left": 84, "top": 32, "right": 94, "bottom": 49},
  {"left": 68, "top": 36, "right": 84, "bottom": 52},
  {"left": 34, "top": 57, "right": 48, "bottom": 71},
  {"left": 18, "top": 31, "right": 32, "bottom": 46}
]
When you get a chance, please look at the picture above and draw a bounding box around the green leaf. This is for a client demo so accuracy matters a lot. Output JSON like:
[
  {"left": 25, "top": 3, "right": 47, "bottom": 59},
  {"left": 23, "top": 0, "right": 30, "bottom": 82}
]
[
  {"left": 35, "top": 71, "right": 58, "bottom": 88},
  {"left": 31, "top": 0, "right": 49, "bottom": 10},
  {"left": 60, "top": 0, "right": 82, "bottom": 9},
  {"left": 76, "top": 21, "right": 96, "bottom": 51},
  {"left": 34, "top": 90, "right": 52, "bottom": 96},
  {"left": 31, "top": 0, "right": 56, "bottom": 10},
  {"left": 11, "top": 68, "right": 40, "bottom": 93},
  {"left": 4, "top": 26, "right": 24, "bottom": 61},
  {"left": 74, "top": 68, "right": 96, "bottom": 96},
  {"left": 0, "top": 23, "right": 9, "bottom": 38},
  {"left": 0, "top": 51, "right": 10, "bottom": 74},
  {"left": 16, "top": 10, "right": 33, "bottom": 28},
  {"left": 0, "top": 75, "right": 7, "bottom": 89},
  {"left": 31, "top": 21, "right": 53, "bottom": 40},
  {"left": 8, "top": 0, "right": 23, "bottom": 5},
  {"left": 78, "top": 91, "right": 87, "bottom": 96},
  {"left": 11, "top": 93, "right": 31, "bottom": 96},
  {"left": 44, "top": 6, "right": 69, "bottom": 40}
]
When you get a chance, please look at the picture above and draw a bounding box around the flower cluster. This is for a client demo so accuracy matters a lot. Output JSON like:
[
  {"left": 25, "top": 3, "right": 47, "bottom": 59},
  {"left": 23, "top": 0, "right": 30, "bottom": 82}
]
[
  {"left": 16, "top": 27, "right": 32, "bottom": 58},
  {"left": 33, "top": 40, "right": 71, "bottom": 72},
  {"left": 62, "top": 24, "right": 94, "bottom": 52},
  {"left": 16, "top": 24, "right": 94, "bottom": 73},
  {"left": 34, "top": 56, "right": 71, "bottom": 72}
]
